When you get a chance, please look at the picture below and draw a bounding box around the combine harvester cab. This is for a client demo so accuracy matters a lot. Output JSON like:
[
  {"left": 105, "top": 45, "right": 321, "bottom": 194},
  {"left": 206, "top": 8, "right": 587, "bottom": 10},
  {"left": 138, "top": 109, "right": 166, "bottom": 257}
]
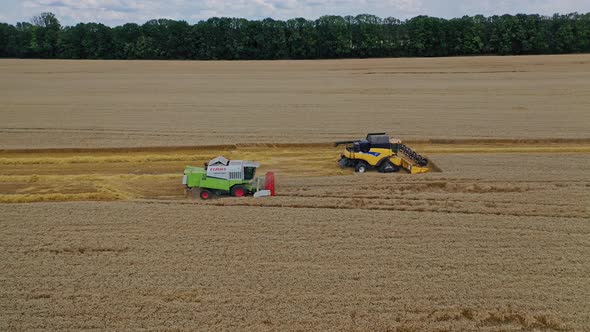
[
  {"left": 335, "top": 133, "right": 431, "bottom": 174},
  {"left": 183, "top": 156, "right": 275, "bottom": 199}
]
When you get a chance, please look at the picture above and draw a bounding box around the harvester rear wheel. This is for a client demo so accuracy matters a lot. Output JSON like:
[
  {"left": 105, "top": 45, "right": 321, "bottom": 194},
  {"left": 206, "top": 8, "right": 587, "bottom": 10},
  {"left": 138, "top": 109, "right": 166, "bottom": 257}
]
[
  {"left": 355, "top": 161, "right": 368, "bottom": 173},
  {"left": 200, "top": 189, "right": 212, "bottom": 200},
  {"left": 338, "top": 157, "right": 349, "bottom": 169},
  {"left": 231, "top": 185, "right": 247, "bottom": 197}
]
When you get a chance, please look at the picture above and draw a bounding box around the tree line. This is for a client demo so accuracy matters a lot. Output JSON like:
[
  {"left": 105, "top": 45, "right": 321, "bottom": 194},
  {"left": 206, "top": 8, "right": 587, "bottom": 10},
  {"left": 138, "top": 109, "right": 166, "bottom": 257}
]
[{"left": 0, "top": 12, "right": 589, "bottom": 60}]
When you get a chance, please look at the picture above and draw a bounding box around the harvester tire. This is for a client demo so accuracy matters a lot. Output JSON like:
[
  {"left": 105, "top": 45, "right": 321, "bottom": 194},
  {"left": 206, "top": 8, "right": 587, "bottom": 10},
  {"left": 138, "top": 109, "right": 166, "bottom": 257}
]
[
  {"left": 379, "top": 160, "right": 399, "bottom": 173},
  {"left": 231, "top": 185, "right": 247, "bottom": 198},
  {"left": 338, "top": 157, "right": 349, "bottom": 169},
  {"left": 200, "top": 189, "right": 212, "bottom": 200},
  {"left": 355, "top": 161, "right": 368, "bottom": 173}
]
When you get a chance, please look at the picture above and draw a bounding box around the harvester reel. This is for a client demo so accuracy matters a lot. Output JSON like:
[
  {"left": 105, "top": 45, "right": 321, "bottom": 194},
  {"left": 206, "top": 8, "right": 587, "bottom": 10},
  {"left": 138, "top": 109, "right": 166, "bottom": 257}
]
[{"left": 399, "top": 144, "right": 429, "bottom": 167}]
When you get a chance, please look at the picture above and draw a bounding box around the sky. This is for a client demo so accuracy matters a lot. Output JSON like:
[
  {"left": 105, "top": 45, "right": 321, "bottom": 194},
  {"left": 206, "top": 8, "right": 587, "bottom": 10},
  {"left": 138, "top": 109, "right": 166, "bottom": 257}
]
[{"left": 0, "top": 0, "right": 589, "bottom": 26}]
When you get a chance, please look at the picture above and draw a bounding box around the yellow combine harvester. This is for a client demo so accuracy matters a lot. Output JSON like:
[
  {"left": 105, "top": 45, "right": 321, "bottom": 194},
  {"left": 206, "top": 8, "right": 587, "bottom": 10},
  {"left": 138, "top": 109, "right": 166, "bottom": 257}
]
[{"left": 335, "top": 133, "right": 430, "bottom": 174}]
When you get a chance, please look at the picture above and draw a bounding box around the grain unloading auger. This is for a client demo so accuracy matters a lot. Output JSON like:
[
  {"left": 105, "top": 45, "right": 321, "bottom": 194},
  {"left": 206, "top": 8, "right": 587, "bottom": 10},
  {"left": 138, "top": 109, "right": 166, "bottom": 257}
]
[
  {"left": 183, "top": 156, "right": 275, "bottom": 200},
  {"left": 335, "top": 133, "right": 431, "bottom": 174}
]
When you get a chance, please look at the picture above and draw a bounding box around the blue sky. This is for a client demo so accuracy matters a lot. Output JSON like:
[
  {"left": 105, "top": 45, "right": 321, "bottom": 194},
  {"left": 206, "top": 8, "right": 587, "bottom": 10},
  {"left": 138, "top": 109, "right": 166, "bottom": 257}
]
[{"left": 1, "top": 0, "right": 589, "bottom": 26}]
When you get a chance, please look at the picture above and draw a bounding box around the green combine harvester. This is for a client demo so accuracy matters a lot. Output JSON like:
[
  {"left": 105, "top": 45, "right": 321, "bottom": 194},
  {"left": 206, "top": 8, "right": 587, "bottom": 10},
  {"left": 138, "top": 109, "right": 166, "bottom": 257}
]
[{"left": 183, "top": 156, "right": 275, "bottom": 200}]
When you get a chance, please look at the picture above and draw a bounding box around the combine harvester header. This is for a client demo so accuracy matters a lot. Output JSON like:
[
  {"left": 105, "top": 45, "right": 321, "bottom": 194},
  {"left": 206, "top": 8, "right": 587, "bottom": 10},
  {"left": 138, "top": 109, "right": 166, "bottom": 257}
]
[{"left": 335, "top": 133, "right": 431, "bottom": 174}]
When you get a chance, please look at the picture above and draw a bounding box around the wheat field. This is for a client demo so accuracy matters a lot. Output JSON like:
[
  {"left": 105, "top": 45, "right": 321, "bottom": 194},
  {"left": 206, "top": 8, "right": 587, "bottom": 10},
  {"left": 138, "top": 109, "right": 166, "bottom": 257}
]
[
  {"left": 1, "top": 55, "right": 589, "bottom": 149},
  {"left": 0, "top": 55, "right": 589, "bottom": 331}
]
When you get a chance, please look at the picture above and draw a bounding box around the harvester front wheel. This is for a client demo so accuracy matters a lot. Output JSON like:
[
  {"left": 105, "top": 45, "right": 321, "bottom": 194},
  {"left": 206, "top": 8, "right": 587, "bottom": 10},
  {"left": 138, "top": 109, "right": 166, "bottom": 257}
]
[
  {"left": 379, "top": 160, "right": 399, "bottom": 173},
  {"left": 355, "top": 161, "right": 368, "bottom": 173},
  {"left": 200, "top": 189, "right": 212, "bottom": 200},
  {"left": 231, "top": 185, "right": 247, "bottom": 197}
]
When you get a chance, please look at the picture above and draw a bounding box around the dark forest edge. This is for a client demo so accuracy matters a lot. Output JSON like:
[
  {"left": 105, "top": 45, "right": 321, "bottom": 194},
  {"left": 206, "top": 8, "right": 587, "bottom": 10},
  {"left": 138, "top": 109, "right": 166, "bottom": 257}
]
[{"left": 1, "top": 12, "right": 589, "bottom": 60}]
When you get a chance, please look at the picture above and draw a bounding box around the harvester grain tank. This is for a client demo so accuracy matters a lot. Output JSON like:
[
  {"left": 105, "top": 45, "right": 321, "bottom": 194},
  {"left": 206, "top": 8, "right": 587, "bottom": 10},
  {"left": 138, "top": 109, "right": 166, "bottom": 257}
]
[
  {"left": 335, "top": 133, "right": 431, "bottom": 174},
  {"left": 183, "top": 156, "right": 275, "bottom": 199}
]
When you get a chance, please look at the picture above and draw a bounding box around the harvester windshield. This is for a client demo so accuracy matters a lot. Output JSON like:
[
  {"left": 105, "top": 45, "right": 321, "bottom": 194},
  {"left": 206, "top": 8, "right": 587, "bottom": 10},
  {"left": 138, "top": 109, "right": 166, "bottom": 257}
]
[{"left": 244, "top": 167, "right": 256, "bottom": 180}]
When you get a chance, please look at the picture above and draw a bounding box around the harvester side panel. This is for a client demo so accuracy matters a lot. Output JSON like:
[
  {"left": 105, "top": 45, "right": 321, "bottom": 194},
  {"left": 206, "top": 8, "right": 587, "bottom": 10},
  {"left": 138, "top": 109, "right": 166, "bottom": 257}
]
[{"left": 343, "top": 148, "right": 393, "bottom": 166}]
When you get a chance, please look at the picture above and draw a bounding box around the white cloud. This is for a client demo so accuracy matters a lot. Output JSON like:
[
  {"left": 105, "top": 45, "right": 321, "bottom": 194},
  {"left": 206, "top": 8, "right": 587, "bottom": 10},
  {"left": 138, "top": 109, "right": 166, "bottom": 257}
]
[
  {"left": 428, "top": 0, "right": 589, "bottom": 17},
  {"left": 16, "top": 0, "right": 426, "bottom": 24},
  {"left": 7, "top": 0, "right": 590, "bottom": 26},
  {"left": 22, "top": 0, "right": 146, "bottom": 23}
]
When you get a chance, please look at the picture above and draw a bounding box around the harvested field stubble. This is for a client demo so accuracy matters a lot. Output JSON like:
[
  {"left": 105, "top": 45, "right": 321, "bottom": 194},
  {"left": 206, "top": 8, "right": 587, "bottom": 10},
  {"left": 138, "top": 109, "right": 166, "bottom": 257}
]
[
  {"left": 1, "top": 55, "right": 590, "bottom": 331},
  {"left": 0, "top": 202, "right": 588, "bottom": 330},
  {"left": 0, "top": 143, "right": 589, "bottom": 330}
]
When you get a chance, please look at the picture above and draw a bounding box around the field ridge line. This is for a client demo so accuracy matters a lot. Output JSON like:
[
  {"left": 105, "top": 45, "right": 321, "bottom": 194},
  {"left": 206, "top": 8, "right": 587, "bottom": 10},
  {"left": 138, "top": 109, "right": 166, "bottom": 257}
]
[{"left": 1, "top": 138, "right": 590, "bottom": 154}]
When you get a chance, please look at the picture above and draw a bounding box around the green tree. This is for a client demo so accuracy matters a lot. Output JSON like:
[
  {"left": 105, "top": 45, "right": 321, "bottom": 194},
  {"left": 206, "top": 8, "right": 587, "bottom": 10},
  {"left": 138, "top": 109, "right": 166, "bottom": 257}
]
[
  {"left": 406, "top": 16, "right": 447, "bottom": 56},
  {"left": 381, "top": 17, "right": 404, "bottom": 56},
  {"left": 576, "top": 13, "right": 590, "bottom": 52},
  {"left": 0, "top": 23, "right": 16, "bottom": 57},
  {"left": 316, "top": 15, "right": 352, "bottom": 58},
  {"left": 112, "top": 23, "right": 141, "bottom": 59},
  {"left": 285, "top": 18, "right": 317, "bottom": 59},
  {"left": 350, "top": 14, "right": 383, "bottom": 57},
  {"left": 12, "top": 22, "right": 35, "bottom": 57},
  {"left": 2, "top": 12, "right": 590, "bottom": 60},
  {"left": 30, "top": 12, "right": 61, "bottom": 57}
]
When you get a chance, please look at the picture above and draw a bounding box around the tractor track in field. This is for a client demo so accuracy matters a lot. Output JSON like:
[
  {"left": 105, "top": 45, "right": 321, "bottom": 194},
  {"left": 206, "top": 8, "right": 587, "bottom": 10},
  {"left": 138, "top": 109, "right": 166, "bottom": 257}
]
[
  {"left": 276, "top": 193, "right": 586, "bottom": 208},
  {"left": 1, "top": 137, "right": 590, "bottom": 154},
  {"left": 135, "top": 199, "right": 587, "bottom": 220}
]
